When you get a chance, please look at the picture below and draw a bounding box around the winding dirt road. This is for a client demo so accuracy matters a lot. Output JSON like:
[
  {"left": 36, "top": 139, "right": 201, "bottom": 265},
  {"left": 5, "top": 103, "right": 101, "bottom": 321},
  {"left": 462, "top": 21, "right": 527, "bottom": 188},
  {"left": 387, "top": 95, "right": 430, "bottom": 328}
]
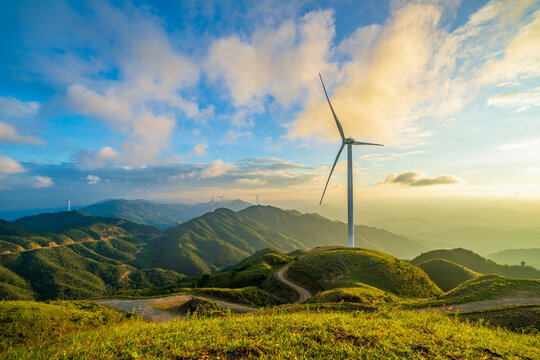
[
  {"left": 275, "top": 263, "right": 312, "bottom": 304},
  {"left": 95, "top": 294, "right": 257, "bottom": 323}
]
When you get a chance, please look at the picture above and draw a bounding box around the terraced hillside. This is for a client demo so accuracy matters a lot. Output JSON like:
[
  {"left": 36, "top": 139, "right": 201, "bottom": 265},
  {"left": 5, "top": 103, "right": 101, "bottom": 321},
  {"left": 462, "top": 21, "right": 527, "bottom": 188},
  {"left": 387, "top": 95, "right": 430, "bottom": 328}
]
[{"left": 0, "top": 212, "right": 187, "bottom": 301}]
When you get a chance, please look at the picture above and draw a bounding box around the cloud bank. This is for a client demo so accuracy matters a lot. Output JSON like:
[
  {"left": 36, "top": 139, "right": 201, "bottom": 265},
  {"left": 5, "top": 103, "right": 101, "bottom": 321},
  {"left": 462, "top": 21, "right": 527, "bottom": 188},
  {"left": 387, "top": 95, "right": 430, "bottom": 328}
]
[{"left": 380, "top": 170, "right": 460, "bottom": 187}]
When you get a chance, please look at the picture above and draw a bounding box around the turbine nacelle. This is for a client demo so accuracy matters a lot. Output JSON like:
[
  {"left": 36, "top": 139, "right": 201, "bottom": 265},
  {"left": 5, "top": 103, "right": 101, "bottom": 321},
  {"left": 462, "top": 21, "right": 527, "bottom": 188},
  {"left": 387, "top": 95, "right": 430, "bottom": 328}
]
[{"left": 343, "top": 137, "right": 355, "bottom": 144}]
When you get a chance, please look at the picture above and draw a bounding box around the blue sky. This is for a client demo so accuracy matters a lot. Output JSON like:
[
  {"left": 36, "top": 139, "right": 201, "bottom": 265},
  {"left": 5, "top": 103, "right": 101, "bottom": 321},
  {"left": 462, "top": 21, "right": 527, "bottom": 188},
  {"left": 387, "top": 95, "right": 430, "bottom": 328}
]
[{"left": 1, "top": 0, "right": 539, "bottom": 211}]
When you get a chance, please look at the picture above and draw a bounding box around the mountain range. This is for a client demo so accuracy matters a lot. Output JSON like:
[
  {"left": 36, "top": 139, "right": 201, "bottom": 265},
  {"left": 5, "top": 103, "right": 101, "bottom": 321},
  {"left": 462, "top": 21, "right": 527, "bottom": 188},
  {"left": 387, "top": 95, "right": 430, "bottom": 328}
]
[
  {"left": 139, "top": 205, "right": 431, "bottom": 277},
  {"left": 81, "top": 199, "right": 252, "bottom": 230}
]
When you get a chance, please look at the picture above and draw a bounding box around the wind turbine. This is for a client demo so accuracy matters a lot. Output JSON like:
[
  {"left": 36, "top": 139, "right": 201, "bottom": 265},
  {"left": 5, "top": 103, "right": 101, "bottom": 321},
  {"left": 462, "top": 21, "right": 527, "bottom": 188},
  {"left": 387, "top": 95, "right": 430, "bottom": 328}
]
[
  {"left": 67, "top": 199, "right": 71, "bottom": 212},
  {"left": 218, "top": 195, "right": 225, "bottom": 208},
  {"left": 254, "top": 194, "right": 260, "bottom": 205},
  {"left": 318, "top": 73, "right": 383, "bottom": 248},
  {"left": 210, "top": 195, "right": 216, "bottom": 212}
]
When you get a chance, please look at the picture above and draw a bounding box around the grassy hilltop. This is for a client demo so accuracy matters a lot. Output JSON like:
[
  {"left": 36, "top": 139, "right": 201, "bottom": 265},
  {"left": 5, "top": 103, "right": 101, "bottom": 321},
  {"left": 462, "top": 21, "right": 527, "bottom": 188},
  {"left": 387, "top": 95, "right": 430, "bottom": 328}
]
[
  {"left": 417, "top": 258, "right": 479, "bottom": 291},
  {"left": 287, "top": 247, "right": 442, "bottom": 298}
]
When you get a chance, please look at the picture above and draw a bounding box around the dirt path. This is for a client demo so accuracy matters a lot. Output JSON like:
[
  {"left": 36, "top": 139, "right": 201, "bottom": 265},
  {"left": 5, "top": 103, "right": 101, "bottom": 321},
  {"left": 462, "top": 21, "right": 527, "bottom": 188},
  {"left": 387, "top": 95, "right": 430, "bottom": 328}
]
[
  {"left": 275, "top": 263, "right": 312, "bottom": 304},
  {"left": 430, "top": 297, "right": 540, "bottom": 314},
  {"left": 95, "top": 294, "right": 257, "bottom": 323}
]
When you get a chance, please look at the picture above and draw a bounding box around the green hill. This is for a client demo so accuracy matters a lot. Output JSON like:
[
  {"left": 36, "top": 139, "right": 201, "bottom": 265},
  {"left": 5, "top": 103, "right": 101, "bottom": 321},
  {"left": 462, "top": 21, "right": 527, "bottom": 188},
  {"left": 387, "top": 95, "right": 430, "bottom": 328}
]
[
  {"left": 287, "top": 247, "right": 442, "bottom": 298},
  {"left": 146, "top": 208, "right": 304, "bottom": 276},
  {"left": 197, "top": 248, "right": 292, "bottom": 289},
  {"left": 411, "top": 248, "right": 540, "bottom": 279},
  {"left": 82, "top": 199, "right": 252, "bottom": 230},
  {"left": 443, "top": 274, "right": 540, "bottom": 303},
  {"left": 309, "top": 284, "right": 399, "bottom": 306},
  {"left": 418, "top": 259, "right": 479, "bottom": 291},
  {"left": 488, "top": 248, "right": 540, "bottom": 269},
  {"left": 239, "top": 205, "right": 428, "bottom": 259}
]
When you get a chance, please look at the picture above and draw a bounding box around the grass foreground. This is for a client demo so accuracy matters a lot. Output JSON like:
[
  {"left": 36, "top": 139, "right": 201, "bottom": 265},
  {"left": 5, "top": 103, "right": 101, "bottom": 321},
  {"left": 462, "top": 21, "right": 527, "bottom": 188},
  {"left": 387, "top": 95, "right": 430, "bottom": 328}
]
[{"left": 2, "top": 302, "right": 539, "bottom": 359}]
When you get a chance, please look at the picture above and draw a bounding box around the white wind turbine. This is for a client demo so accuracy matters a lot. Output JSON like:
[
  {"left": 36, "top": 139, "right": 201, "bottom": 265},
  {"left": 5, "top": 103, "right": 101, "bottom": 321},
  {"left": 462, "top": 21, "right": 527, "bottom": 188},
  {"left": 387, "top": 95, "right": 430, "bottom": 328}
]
[{"left": 318, "top": 73, "right": 383, "bottom": 248}]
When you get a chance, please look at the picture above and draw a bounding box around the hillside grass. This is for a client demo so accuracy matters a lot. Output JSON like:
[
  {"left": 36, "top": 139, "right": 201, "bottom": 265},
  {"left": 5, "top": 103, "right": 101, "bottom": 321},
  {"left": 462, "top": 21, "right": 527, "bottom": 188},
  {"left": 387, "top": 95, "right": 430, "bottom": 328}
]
[
  {"left": 443, "top": 274, "right": 540, "bottom": 302},
  {"left": 458, "top": 305, "right": 539, "bottom": 333},
  {"left": 3, "top": 306, "right": 539, "bottom": 359},
  {"left": 405, "top": 274, "right": 540, "bottom": 308},
  {"left": 194, "top": 286, "right": 281, "bottom": 307},
  {"left": 309, "top": 284, "right": 399, "bottom": 306},
  {"left": 0, "top": 300, "right": 135, "bottom": 354},
  {"left": 418, "top": 258, "right": 479, "bottom": 291},
  {"left": 288, "top": 247, "right": 442, "bottom": 298}
]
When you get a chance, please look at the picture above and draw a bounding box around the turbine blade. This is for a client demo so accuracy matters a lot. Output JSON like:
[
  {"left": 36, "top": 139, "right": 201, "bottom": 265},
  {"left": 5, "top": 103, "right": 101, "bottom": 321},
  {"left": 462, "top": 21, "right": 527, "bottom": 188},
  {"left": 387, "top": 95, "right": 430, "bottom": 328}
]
[
  {"left": 320, "top": 143, "right": 345, "bottom": 205},
  {"left": 319, "top": 73, "right": 345, "bottom": 140},
  {"left": 352, "top": 141, "right": 384, "bottom": 146}
]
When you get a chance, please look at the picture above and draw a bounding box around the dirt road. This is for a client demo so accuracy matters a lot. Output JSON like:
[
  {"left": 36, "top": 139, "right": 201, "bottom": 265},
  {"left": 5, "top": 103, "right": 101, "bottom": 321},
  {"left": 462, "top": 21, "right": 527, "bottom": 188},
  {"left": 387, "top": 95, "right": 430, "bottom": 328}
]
[
  {"left": 95, "top": 294, "right": 257, "bottom": 323},
  {"left": 275, "top": 263, "right": 312, "bottom": 304}
]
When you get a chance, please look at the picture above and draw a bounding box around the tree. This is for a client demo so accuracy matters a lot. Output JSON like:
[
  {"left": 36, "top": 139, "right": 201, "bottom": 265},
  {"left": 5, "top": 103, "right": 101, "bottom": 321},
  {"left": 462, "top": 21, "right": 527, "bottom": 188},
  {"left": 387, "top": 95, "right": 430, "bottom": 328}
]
[{"left": 521, "top": 261, "right": 526, "bottom": 267}]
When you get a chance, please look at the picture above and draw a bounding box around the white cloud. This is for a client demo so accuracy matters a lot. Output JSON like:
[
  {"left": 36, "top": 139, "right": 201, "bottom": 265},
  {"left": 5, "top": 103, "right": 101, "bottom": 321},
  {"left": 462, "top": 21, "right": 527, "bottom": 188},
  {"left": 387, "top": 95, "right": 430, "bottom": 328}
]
[
  {"left": 31, "top": 2, "right": 208, "bottom": 167},
  {"left": 206, "top": 10, "right": 336, "bottom": 109},
  {"left": 235, "top": 178, "right": 268, "bottom": 186},
  {"left": 499, "top": 137, "right": 540, "bottom": 151},
  {"left": 290, "top": 2, "right": 446, "bottom": 144},
  {"left": 79, "top": 146, "right": 120, "bottom": 169},
  {"left": 0, "top": 122, "right": 45, "bottom": 145},
  {"left": 477, "top": 7, "right": 540, "bottom": 84},
  {"left": 33, "top": 176, "right": 53, "bottom": 188},
  {"left": 487, "top": 87, "right": 540, "bottom": 111},
  {"left": 289, "top": 0, "right": 540, "bottom": 145},
  {"left": 192, "top": 142, "right": 209, "bottom": 157},
  {"left": 0, "top": 97, "right": 44, "bottom": 145},
  {"left": 226, "top": 130, "right": 253, "bottom": 142},
  {"left": 379, "top": 170, "right": 461, "bottom": 187},
  {"left": 86, "top": 175, "right": 101, "bottom": 184},
  {"left": 200, "top": 159, "right": 234, "bottom": 178},
  {"left": 0, "top": 96, "right": 40, "bottom": 119},
  {"left": 0, "top": 156, "right": 25, "bottom": 174}
]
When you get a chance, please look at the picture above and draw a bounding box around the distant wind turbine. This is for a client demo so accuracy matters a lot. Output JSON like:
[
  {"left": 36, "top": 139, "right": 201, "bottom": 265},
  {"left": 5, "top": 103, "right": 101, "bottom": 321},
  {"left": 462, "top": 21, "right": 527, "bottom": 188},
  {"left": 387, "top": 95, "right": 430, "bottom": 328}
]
[
  {"left": 254, "top": 194, "right": 260, "bottom": 205},
  {"left": 210, "top": 195, "right": 216, "bottom": 212},
  {"left": 67, "top": 199, "right": 71, "bottom": 212},
  {"left": 218, "top": 195, "right": 225, "bottom": 208},
  {"left": 318, "top": 73, "right": 383, "bottom": 248}
]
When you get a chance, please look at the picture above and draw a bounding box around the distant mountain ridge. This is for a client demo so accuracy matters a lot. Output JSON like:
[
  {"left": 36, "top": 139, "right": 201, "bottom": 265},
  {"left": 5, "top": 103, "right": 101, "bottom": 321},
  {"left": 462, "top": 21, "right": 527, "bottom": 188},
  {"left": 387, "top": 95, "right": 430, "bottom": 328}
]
[
  {"left": 239, "top": 205, "right": 428, "bottom": 259},
  {"left": 81, "top": 199, "right": 252, "bottom": 230},
  {"left": 144, "top": 206, "right": 432, "bottom": 277},
  {"left": 145, "top": 208, "right": 305, "bottom": 276}
]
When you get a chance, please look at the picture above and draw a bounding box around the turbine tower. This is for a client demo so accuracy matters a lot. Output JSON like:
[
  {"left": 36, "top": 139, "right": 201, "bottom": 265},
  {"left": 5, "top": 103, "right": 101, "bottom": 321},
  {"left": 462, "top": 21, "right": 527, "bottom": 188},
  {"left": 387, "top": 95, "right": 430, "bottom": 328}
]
[
  {"left": 67, "top": 200, "right": 71, "bottom": 212},
  {"left": 210, "top": 195, "right": 216, "bottom": 212},
  {"left": 254, "top": 194, "right": 260, "bottom": 205},
  {"left": 218, "top": 195, "right": 225, "bottom": 208},
  {"left": 318, "top": 73, "right": 383, "bottom": 247}
]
